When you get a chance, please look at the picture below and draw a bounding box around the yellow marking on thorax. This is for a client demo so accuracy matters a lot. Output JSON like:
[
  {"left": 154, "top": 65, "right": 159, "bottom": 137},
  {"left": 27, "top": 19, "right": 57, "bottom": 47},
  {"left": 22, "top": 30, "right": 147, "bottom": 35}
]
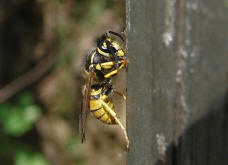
[
  {"left": 95, "top": 64, "right": 101, "bottom": 70},
  {"left": 103, "top": 42, "right": 107, "bottom": 48}
]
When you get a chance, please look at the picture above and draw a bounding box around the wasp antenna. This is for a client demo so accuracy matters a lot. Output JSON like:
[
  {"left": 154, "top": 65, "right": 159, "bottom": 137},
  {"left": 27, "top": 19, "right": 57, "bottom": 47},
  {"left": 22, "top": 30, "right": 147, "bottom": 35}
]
[{"left": 108, "top": 31, "right": 124, "bottom": 42}]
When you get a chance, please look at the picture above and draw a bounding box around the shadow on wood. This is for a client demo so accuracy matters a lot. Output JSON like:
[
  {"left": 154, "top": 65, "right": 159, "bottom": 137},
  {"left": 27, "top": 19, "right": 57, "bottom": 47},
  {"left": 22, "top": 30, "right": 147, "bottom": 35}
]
[{"left": 155, "top": 91, "right": 228, "bottom": 165}]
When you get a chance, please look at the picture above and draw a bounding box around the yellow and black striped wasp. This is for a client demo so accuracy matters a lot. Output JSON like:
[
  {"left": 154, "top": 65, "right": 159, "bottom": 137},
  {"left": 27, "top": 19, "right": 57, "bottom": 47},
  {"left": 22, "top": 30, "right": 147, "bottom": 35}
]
[{"left": 80, "top": 31, "right": 129, "bottom": 148}]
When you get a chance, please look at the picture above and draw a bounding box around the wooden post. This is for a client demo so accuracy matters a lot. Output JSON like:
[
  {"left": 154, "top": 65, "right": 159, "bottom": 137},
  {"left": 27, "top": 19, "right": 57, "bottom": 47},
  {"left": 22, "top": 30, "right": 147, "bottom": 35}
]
[{"left": 126, "top": 0, "right": 228, "bottom": 164}]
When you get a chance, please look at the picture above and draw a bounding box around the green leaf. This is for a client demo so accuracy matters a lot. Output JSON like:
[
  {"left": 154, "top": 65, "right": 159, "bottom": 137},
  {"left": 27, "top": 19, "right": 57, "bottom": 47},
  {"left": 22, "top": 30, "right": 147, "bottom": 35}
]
[
  {"left": 0, "top": 103, "right": 12, "bottom": 122},
  {"left": 23, "top": 105, "right": 42, "bottom": 123},
  {"left": 15, "top": 151, "right": 49, "bottom": 165},
  {"left": 65, "top": 136, "right": 81, "bottom": 153},
  {"left": 0, "top": 105, "right": 42, "bottom": 136},
  {"left": 3, "top": 107, "right": 31, "bottom": 136},
  {"left": 0, "top": 92, "right": 42, "bottom": 136},
  {"left": 19, "top": 92, "right": 34, "bottom": 107}
]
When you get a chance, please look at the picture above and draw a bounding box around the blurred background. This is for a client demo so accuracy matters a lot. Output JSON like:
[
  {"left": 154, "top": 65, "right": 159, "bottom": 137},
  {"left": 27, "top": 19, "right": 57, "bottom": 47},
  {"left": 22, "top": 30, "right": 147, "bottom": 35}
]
[{"left": 0, "top": 0, "right": 126, "bottom": 165}]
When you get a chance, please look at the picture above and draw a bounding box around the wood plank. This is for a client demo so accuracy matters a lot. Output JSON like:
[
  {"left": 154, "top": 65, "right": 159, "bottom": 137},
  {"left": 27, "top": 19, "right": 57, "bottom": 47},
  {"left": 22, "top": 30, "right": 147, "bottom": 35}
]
[{"left": 126, "top": 0, "right": 228, "bottom": 164}]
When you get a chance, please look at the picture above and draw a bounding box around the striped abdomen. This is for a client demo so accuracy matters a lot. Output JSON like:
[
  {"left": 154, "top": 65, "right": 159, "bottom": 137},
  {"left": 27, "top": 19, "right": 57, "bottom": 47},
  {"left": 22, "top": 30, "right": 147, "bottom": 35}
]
[{"left": 89, "top": 98, "right": 117, "bottom": 125}]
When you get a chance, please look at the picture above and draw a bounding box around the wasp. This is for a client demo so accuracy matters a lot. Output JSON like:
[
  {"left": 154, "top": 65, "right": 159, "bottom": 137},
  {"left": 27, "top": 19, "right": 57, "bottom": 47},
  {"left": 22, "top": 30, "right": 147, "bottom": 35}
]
[{"left": 80, "top": 31, "right": 129, "bottom": 148}]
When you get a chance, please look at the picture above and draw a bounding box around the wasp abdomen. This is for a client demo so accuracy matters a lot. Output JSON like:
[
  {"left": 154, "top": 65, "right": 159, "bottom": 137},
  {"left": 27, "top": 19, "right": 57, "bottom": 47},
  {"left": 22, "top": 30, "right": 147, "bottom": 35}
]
[{"left": 90, "top": 99, "right": 117, "bottom": 124}]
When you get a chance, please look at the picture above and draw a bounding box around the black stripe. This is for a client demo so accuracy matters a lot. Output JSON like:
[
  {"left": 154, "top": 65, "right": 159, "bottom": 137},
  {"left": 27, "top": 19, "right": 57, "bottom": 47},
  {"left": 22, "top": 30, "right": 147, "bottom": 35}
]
[
  {"left": 96, "top": 112, "right": 105, "bottom": 120},
  {"left": 90, "top": 107, "right": 102, "bottom": 112}
]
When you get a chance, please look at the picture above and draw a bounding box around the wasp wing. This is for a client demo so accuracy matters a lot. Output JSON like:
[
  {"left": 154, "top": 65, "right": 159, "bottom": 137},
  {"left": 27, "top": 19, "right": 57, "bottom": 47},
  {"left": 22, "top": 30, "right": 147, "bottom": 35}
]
[{"left": 80, "top": 70, "right": 94, "bottom": 143}]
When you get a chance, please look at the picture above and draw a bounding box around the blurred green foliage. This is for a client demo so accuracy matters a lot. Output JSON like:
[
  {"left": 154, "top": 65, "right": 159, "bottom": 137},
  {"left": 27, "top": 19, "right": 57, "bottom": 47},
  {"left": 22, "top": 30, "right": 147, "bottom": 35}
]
[
  {"left": 65, "top": 136, "right": 81, "bottom": 153},
  {"left": 15, "top": 150, "right": 49, "bottom": 165},
  {"left": 73, "top": 0, "right": 106, "bottom": 23},
  {"left": 0, "top": 92, "right": 49, "bottom": 165},
  {"left": 0, "top": 92, "right": 41, "bottom": 136},
  {"left": 73, "top": 0, "right": 125, "bottom": 27}
]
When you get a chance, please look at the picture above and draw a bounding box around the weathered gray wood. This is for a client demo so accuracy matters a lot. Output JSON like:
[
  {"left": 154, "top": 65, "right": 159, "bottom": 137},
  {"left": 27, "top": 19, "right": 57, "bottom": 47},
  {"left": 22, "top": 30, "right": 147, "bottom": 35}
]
[{"left": 126, "top": 0, "right": 228, "bottom": 164}]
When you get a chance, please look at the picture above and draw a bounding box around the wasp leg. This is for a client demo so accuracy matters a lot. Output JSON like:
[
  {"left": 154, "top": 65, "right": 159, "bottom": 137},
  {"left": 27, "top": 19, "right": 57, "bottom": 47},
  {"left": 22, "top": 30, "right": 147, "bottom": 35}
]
[
  {"left": 113, "top": 90, "right": 126, "bottom": 101},
  {"left": 100, "top": 60, "right": 125, "bottom": 70},
  {"left": 104, "top": 59, "right": 128, "bottom": 79},
  {"left": 105, "top": 40, "right": 119, "bottom": 69},
  {"left": 100, "top": 100, "right": 129, "bottom": 149}
]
